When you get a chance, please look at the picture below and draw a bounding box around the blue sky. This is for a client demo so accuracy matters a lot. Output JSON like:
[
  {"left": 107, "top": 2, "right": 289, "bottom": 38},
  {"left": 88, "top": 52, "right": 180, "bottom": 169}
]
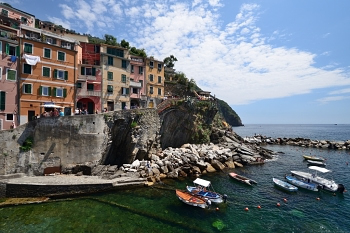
[{"left": 8, "top": 0, "right": 350, "bottom": 124}]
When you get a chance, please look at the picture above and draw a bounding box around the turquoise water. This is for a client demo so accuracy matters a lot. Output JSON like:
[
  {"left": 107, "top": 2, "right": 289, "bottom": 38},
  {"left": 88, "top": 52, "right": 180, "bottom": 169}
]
[{"left": 1, "top": 125, "right": 350, "bottom": 233}]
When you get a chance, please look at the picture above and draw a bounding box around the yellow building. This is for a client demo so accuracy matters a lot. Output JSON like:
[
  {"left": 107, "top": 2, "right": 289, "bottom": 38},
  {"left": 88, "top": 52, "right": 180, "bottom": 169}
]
[
  {"left": 145, "top": 57, "right": 164, "bottom": 108},
  {"left": 100, "top": 44, "right": 130, "bottom": 111}
]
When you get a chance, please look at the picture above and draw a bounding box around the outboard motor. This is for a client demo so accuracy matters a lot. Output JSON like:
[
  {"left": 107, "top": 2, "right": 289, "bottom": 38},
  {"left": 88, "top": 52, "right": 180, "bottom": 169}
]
[
  {"left": 337, "top": 184, "right": 345, "bottom": 193},
  {"left": 223, "top": 194, "right": 228, "bottom": 203}
]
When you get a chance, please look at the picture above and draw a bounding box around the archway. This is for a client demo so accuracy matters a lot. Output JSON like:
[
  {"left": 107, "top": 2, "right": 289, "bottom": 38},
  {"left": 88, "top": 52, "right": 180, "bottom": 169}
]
[{"left": 77, "top": 98, "right": 95, "bottom": 114}]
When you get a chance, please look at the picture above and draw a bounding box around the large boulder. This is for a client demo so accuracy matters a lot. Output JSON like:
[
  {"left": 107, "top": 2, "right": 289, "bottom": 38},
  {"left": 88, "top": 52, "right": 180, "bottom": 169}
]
[{"left": 211, "top": 160, "right": 225, "bottom": 170}]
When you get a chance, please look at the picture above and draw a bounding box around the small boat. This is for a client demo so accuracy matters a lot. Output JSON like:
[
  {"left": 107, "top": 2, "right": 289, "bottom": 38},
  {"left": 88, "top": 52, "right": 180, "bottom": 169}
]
[
  {"left": 175, "top": 189, "right": 210, "bottom": 209},
  {"left": 291, "top": 166, "right": 345, "bottom": 193},
  {"left": 306, "top": 160, "right": 326, "bottom": 167},
  {"left": 229, "top": 172, "right": 257, "bottom": 186},
  {"left": 303, "top": 155, "right": 325, "bottom": 162},
  {"left": 285, "top": 175, "right": 319, "bottom": 192},
  {"left": 186, "top": 178, "right": 226, "bottom": 203},
  {"left": 273, "top": 178, "right": 298, "bottom": 192}
]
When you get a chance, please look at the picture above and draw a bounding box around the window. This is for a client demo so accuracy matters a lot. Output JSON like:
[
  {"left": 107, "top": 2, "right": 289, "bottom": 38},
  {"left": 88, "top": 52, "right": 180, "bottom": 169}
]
[
  {"left": 52, "top": 87, "right": 66, "bottom": 98},
  {"left": 139, "top": 66, "right": 143, "bottom": 74},
  {"left": 106, "top": 47, "right": 123, "bottom": 57},
  {"left": 23, "top": 83, "right": 32, "bottom": 94},
  {"left": 107, "top": 85, "right": 113, "bottom": 94},
  {"left": 6, "top": 69, "right": 16, "bottom": 81},
  {"left": 81, "top": 67, "right": 96, "bottom": 76},
  {"left": 43, "top": 48, "right": 51, "bottom": 59},
  {"left": 122, "top": 60, "right": 127, "bottom": 68},
  {"left": 139, "top": 80, "right": 143, "bottom": 87},
  {"left": 0, "top": 67, "right": 2, "bottom": 79},
  {"left": 39, "top": 86, "right": 51, "bottom": 96},
  {"left": 121, "top": 87, "right": 129, "bottom": 95},
  {"left": 149, "top": 61, "right": 154, "bottom": 68},
  {"left": 131, "top": 65, "right": 134, "bottom": 73},
  {"left": 158, "top": 88, "right": 162, "bottom": 95},
  {"left": 107, "top": 56, "right": 113, "bottom": 65},
  {"left": 1, "top": 9, "right": 8, "bottom": 17},
  {"left": 132, "top": 88, "right": 138, "bottom": 94},
  {"left": 77, "top": 82, "right": 82, "bottom": 88},
  {"left": 24, "top": 43, "right": 33, "bottom": 54},
  {"left": 150, "top": 86, "right": 154, "bottom": 94},
  {"left": 0, "top": 91, "right": 5, "bottom": 110},
  {"left": 6, "top": 43, "right": 17, "bottom": 56},
  {"left": 121, "top": 74, "right": 126, "bottom": 83},
  {"left": 0, "top": 41, "right": 2, "bottom": 54},
  {"left": 87, "top": 83, "right": 94, "bottom": 91},
  {"left": 149, "top": 74, "right": 153, "bottom": 82},
  {"left": 21, "top": 17, "right": 28, "bottom": 24},
  {"left": 107, "top": 72, "right": 113, "bottom": 81},
  {"left": 158, "top": 64, "right": 162, "bottom": 71},
  {"left": 23, "top": 64, "right": 32, "bottom": 74},
  {"left": 57, "top": 51, "right": 65, "bottom": 61},
  {"left": 158, "top": 76, "right": 162, "bottom": 83},
  {"left": 54, "top": 69, "right": 68, "bottom": 80},
  {"left": 42, "top": 67, "right": 50, "bottom": 77},
  {"left": 6, "top": 114, "right": 13, "bottom": 121},
  {"left": 61, "top": 41, "right": 71, "bottom": 49},
  {"left": 46, "top": 37, "right": 57, "bottom": 45}
]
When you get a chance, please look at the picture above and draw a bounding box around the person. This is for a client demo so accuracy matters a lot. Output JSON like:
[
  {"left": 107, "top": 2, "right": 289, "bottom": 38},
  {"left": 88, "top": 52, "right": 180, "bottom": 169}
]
[
  {"left": 59, "top": 110, "right": 64, "bottom": 117},
  {"left": 95, "top": 110, "right": 98, "bottom": 114},
  {"left": 10, "top": 121, "right": 15, "bottom": 129}
]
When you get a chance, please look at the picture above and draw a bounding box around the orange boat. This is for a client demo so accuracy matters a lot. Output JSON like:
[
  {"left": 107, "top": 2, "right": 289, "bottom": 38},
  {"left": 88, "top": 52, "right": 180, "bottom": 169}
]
[{"left": 175, "top": 189, "right": 209, "bottom": 209}]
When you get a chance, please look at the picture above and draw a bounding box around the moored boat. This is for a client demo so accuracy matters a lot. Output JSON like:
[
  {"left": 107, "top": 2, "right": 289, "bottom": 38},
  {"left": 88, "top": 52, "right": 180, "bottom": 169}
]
[
  {"left": 306, "top": 160, "right": 326, "bottom": 167},
  {"left": 291, "top": 166, "right": 345, "bottom": 193},
  {"left": 229, "top": 172, "right": 257, "bottom": 186},
  {"left": 273, "top": 178, "right": 298, "bottom": 192},
  {"left": 175, "top": 189, "right": 210, "bottom": 209},
  {"left": 303, "top": 155, "right": 325, "bottom": 162},
  {"left": 285, "top": 175, "right": 319, "bottom": 192},
  {"left": 186, "top": 178, "right": 226, "bottom": 203}
]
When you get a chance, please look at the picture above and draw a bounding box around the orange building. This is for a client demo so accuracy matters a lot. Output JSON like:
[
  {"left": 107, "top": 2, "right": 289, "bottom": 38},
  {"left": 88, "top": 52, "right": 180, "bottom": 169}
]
[
  {"left": 145, "top": 57, "right": 164, "bottom": 108},
  {"left": 19, "top": 25, "right": 77, "bottom": 123}
]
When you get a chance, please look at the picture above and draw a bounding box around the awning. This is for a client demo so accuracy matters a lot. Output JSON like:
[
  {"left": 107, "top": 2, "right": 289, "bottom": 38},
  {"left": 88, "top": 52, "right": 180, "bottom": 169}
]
[
  {"left": 309, "top": 166, "right": 331, "bottom": 173},
  {"left": 40, "top": 104, "right": 63, "bottom": 108},
  {"left": 193, "top": 178, "right": 211, "bottom": 187}
]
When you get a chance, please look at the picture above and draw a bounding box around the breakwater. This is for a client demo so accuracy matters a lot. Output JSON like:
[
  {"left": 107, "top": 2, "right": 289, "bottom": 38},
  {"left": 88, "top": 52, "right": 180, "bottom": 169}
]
[{"left": 243, "top": 135, "right": 350, "bottom": 150}]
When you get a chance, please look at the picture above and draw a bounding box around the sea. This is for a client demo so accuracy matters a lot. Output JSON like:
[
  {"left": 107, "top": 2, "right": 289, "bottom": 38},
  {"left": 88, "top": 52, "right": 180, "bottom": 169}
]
[{"left": 1, "top": 124, "right": 350, "bottom": 233}]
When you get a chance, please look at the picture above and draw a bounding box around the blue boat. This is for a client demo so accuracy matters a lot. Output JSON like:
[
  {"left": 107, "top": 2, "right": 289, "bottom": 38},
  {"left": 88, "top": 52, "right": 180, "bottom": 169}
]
[
  {"left": 285, "top": 175, "right": 319, "bottom": 192},
  {"left": 273, "top": 178, "right": 298, "bottom": 192},
  {"left": 186, "top": 178, "right": 227, "bottom": 203}
]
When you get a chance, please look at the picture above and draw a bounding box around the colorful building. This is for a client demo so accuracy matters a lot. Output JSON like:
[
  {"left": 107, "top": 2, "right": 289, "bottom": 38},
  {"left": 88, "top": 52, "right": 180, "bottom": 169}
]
[
  {"left": 129, "top": 55, "right": 146, "bottom": 108},
  {"left": 19, "top": 24, "right": 78, "bottom": 123},
  {"left": 100, "top": 44, "right": 130, "bottom": 111},
  {"left": 0, "top": 3, "right": 35, "bottom": 130},
  {"left": 145, "top": 57, "right": 164, "bottom": 108}
]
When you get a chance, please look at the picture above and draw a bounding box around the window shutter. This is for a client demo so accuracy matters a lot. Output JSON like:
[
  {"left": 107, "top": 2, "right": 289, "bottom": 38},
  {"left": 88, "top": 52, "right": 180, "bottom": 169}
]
[
  {"left": 64, "top": 71, "right": 68, "bottom": 80},
  {"left": 53, "top": 39, "right": 57, "bottom": 45},
  {"left": 54, "top": 69, "right": 57, "bottom": 78},
  {"left": 92, "top": 67, "right": 96, "bottom": 76},
  {"left": 126, "top": 88, "right": 129, "bottom": 94},
  {"left": 28, "top": 84, "right": 32, "bottom": 94},
  {"left": 52, "top": 87, "right": 56, "bottom": 97},
  {"left": 5, "top": 43, "right": 9, "bottom": 55},
  {"left": 48, "top": 87, "right": 51, "bottom": 96},
  {"left": 0, "top": 91, "right": 5, "bottom": 110},
  {"left": 63, "top": 89, "right": 67, "bottom": 98},
  {"left": 81, "top": 67, "right": 85, "bottom": 75},
  {"left": 39, "top": 86, "right": 42, "bottom": 95},
  {"left": 17, "top": 46, "right": 20, "bottom": 56}
]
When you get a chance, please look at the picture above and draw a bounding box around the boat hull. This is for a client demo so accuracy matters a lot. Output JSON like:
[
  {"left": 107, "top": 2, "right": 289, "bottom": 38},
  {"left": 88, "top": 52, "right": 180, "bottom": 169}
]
[
  {"left": 229, "top": 172, "right": 257, "bottom": 186},
  {"left": 273, "top": 178, "right": 298, "bottom": 192},
  {"left": 303, "top": 155, "right": 324, "bottom": 162},
  {"left": 285, "top": 175, "right": 319, "bottom": 192},
  {"left": 306, "top": 160, "right": 326, "bottom": 167},
  {"left": 186, "top": 186, "right": 223, "bottom": 203},
  {"left": 175, "top": 189, "right": 209, "bottom": 208}
]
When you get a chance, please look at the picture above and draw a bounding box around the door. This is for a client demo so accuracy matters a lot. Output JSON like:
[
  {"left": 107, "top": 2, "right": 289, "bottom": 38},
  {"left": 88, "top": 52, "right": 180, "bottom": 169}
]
[
  {"left": 107, "top": 101, "right": 114, "bottom": 111},
  {"left": 87, "top": 102, "right": 94, "bottom": 114},
  {"left": 28, "top": 110, "right": 35, "bottom": 122}
]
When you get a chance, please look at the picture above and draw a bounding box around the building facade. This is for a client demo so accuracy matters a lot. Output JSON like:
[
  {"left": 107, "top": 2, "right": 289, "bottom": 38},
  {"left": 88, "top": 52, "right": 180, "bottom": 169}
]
[
  {"left": 145, "top": 57, "right": 164, "bottom": 108},
  {"left": 129, "top": 55, "right": 146, "bottom": 108}
]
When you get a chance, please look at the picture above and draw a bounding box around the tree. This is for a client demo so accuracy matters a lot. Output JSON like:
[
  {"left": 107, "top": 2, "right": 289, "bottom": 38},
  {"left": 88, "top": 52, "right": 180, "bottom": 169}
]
[
  {"left": 104, "top": 34, "right": 117, "bottom": 46},
  {"left": 130, "top": 47, "right": 147, "bottom": 57},
  {"left": 163, "top": 55, "right": 178, "bottom": 68},
  {"left": 120, "top": 39, "right": 130, "bottom": 49}
]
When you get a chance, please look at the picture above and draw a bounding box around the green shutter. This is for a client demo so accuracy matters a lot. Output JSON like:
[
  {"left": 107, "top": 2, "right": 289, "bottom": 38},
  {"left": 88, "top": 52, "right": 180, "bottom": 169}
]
[
  {"left": 81, "top": 67, "right": 85, "bottom": 75},
  {"left": 39, "top": 86, "right": 42, "bottom": 95},
  {"left": 64, "top": 71, "right": 68, "bottom": 80},
  {"left": 54, "top": 69, "right": 57, "bottom": 78},
  {"left": 52, "top": 88, "right": 56, "bottom": 97},
  {"left": 126, "top": 88, "right": 129, "bottom": 94},
  {"left": 92, "top": 67, "right": 96, "bottom": 76},
  {"left": 48, "top": 87, "right": 51, "bottom": 96},
  {"left": 53, "top": 39, "right": 57, "bottom": 45},
  {"left": 63, "top": 89, "right": 67, "bottom": 98},
  {"left": 5, "top": 43, "right": 9, "bottom": 55},
  {"left": 0, "top": 91, "right": 5, "bottom": 110},
  {"left": 17, "top": 46, "right": 20, "bottom": 56}
]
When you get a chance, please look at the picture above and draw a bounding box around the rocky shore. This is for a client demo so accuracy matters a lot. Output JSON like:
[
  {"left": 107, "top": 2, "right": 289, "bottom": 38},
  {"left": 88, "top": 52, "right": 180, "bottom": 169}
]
[{"left": 243, "top": 135, "right": 350, "bottom": 150}]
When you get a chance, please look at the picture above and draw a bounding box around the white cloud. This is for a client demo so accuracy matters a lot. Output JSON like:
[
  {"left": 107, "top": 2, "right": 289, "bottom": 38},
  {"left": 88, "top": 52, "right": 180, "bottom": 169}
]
[
  {"left": 317, "top": 95, "right": 350, "bottom": 104},
  {"left": 328, "top": 88, "right": 350, "bottom": 95}
]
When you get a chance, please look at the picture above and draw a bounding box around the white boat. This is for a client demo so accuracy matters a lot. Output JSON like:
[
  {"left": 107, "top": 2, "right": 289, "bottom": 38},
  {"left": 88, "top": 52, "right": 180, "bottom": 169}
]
[
  {"left": 285, "top": 175, "right": 319, "bottom": 192},
  {"left": 291, "top": 166, "right": 345, "bottom": 193},
  {"left": 306, "top": 160, "right": 326, "bottom": 167},
  {"left": 186, "top": 178, "right": 227, "bottom": 203},
  {"left": 273, "top": 178, "right": 298, "bottom": 192}
]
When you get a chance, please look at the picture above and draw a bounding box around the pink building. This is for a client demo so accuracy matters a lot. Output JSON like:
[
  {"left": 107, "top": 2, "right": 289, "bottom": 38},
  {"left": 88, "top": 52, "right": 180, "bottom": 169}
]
[{"left": 129, "top": 55, "right": 146, "bottom": 108}]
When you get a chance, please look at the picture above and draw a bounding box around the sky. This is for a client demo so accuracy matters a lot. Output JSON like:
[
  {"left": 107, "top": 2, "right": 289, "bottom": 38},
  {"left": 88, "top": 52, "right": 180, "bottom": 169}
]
[{"left": 7, "top": 0, "right": 350, "bottom": 124}]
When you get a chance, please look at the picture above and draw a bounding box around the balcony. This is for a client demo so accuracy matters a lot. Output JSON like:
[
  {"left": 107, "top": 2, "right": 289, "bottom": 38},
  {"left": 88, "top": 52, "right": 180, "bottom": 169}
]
[
  {"left": 77, "top": 89, "right": 101, "bottom": 97},
  {"left": 130, "top": 80, "right": 142, "bottom": 88},
  {"left": 77, "top": 75, "right": 97, "bottom": 81},
  {"left": 0, "top": 28, "right": 17, "bottom": 42}
]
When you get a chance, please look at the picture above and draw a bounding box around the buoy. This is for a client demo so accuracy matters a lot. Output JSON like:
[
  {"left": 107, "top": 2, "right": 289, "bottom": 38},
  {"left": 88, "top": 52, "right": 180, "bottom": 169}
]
[
  {"left": 283, "top": 198, "right": 287, "bottom": 203},
  {"left": 333, "top": 193, "right": 336, "bottom": 196},
  {"left": 257, "top": 205, "right": 261, "bottom": 209},
  {"left": 276, "top": 203, "right": 281, "bottom": 207},
  {"left": 316, "top": 197, "right": 320, "bottom": 201},
  {"left": 245, "top": 207, "right": 249, "bottom": 211},
  {"left": 344, "top": 189, "right": 347, "bottom": 193},
  {"left": 216, "top": 207, "right": 219, "bottom": 211}
]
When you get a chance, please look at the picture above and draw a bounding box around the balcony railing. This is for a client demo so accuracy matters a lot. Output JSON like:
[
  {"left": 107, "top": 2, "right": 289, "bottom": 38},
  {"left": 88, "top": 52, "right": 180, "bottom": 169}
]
[
  {"left": 0, "top": 29, "right": 17, "bottom": 41},
  {"left": 129, "top": 80, "right": 142, "bottom": 88},
  {"left": 77, "top": 75, "right": 97, "bottom": 81},
  {"left": 77, "top": 89, "right": 101, "bottom": 97}
]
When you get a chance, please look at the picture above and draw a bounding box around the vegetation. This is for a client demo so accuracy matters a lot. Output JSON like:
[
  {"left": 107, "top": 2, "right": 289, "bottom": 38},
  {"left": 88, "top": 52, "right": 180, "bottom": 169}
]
[
  {"left": 217, "top": 99, "right": 243, "bottom": 126},
  {"left": 163, "top": 55, "right": 178, "bottom": 68},
  {"left": 20, "top": 137, "right": 34, "bottom": 152},
  {"left": 130, "top": 121, "right": 138, "bottom": 128}
]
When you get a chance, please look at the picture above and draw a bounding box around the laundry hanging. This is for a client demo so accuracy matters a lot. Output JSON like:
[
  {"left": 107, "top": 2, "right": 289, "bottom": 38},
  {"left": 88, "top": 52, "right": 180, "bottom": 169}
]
[{"left": 22, "top": 54, "right": 41, "bottom": 65}]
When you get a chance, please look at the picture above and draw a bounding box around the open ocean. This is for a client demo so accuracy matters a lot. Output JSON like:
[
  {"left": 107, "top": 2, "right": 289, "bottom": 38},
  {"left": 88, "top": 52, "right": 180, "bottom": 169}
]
[{"left": 1, "top": 124, "right": 350, "bottom": 233}]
